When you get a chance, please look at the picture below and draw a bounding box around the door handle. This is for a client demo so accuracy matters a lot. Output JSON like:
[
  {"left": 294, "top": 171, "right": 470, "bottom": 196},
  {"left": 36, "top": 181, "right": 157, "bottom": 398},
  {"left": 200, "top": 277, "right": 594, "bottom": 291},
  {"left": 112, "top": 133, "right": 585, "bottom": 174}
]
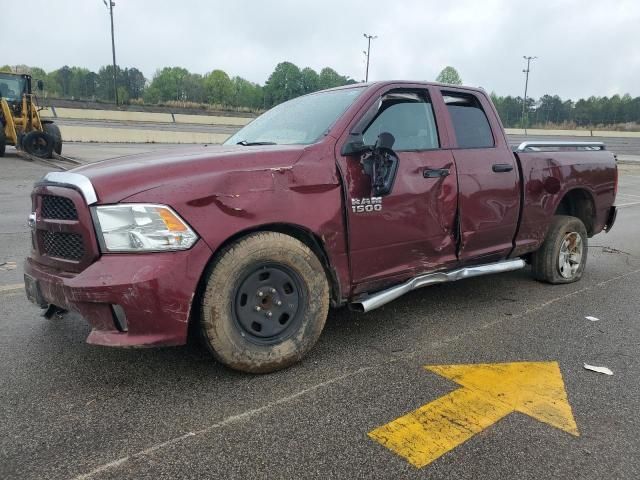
[
  {"left": 423, "top": 168, "right": 450, "bottom": 178},
  {"left": 492, "top": 163, "right": 514, "bottom": 173}
]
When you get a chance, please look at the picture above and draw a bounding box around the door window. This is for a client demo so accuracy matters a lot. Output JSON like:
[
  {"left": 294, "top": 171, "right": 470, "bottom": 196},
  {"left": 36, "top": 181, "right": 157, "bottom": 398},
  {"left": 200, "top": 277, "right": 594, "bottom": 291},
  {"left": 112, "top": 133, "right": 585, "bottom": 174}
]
[
  {"left": 443, "top": 92, "right": 494, "bottom": 148},
  {"left": 363, "top": 92, "right": 439, "bottom": 151}
]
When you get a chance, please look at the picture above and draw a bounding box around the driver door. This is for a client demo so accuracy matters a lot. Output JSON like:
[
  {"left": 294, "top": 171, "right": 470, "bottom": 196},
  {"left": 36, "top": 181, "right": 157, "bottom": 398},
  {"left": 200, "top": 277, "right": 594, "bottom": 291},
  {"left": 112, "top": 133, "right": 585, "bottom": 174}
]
[{"left": 337, "top": 87, "right": 459, "bottom": 290}]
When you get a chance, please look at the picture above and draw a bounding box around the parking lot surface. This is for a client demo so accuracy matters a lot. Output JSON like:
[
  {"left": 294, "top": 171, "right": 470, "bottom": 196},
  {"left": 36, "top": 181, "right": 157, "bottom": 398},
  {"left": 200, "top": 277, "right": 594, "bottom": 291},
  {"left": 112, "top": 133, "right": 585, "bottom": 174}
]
[{"left": 1, "top": 146, "right": 639, "bottom": 479}]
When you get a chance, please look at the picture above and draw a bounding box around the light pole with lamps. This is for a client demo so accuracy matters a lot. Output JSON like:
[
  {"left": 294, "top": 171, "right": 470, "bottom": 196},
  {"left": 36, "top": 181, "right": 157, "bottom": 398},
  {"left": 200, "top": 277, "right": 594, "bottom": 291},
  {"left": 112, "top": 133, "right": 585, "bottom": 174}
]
[
  {"left": 363, "top": 33, "right": 377, "bottom": 82},
  {"left": 522, "top": 55, "right": 537, "bottom": 134},
  {"left": 102, "top": 0, "right": 118, "bottom": 104}
]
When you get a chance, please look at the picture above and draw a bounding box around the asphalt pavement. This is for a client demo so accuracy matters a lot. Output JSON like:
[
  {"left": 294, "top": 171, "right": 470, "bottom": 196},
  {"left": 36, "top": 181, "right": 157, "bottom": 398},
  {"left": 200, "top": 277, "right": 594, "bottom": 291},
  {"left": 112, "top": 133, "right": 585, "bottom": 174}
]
[{"left": 1, "top": 147, "right": 639, "bottom": 479}]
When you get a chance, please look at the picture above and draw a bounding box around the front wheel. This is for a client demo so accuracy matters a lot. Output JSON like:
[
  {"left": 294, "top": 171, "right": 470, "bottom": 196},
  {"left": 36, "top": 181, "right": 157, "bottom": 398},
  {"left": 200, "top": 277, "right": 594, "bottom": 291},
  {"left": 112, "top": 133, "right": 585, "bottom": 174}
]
[
  {"left": 531, "top": 215, "right": 588, "bottom": 284},
  {"left": 200, "top": 232, "right": 330, "bottom": 373},
  {"left": 42, "top": 122, "right": 62, "bottom": 155}
]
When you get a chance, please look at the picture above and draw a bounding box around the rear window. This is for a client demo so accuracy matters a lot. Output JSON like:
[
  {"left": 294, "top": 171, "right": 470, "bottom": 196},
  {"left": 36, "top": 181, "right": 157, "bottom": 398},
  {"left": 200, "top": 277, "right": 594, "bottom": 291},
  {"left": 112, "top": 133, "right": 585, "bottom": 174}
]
[{"left": 444, "top": 93, "right": 494, "bottom": 148}]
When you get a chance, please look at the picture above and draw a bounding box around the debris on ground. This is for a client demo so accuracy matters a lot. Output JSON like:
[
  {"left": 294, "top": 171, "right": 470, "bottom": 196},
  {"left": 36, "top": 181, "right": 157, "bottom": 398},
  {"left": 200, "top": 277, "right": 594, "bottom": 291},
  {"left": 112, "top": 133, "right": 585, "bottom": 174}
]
[
  {"left": 585, "top": 316, "right": 600, "bottom": 322},
  {"left": 583, "top": 364, "right": 614, "bottom": 375},
  {"left": 0, "top": 261, "right": 17, "bottom": 271}
]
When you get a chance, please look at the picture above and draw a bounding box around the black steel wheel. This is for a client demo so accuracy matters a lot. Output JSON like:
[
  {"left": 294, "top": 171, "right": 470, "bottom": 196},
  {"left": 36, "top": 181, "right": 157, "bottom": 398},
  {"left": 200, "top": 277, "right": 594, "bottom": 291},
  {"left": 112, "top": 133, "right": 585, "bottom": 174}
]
[
  {"left": 233, "top": 263, "right": 305, "bottom": 345},
  {"left": 200, "top": 232, "right": 330, "bottom": 373}
]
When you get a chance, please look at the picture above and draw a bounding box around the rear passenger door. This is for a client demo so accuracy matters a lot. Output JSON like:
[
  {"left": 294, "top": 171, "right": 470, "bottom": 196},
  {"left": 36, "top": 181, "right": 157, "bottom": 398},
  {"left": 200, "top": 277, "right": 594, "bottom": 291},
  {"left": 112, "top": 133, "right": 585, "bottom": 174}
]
[{"left": 439, "top": 89, "right": 520, "bottom": 261}]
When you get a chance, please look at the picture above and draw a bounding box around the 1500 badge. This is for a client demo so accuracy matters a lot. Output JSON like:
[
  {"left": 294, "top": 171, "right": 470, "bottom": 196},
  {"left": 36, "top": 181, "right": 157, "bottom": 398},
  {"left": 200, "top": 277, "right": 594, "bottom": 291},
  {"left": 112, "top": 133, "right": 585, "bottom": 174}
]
[{"left": 351, "top": 197, "right": 382, "bottom": 213}]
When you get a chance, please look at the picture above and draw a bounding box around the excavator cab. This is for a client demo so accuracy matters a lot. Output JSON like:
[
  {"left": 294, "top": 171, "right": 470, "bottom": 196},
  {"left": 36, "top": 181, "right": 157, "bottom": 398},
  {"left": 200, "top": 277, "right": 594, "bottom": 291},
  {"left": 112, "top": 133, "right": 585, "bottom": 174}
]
[{"left": 0, "top": 72, "right": 62, "bottom": 158}]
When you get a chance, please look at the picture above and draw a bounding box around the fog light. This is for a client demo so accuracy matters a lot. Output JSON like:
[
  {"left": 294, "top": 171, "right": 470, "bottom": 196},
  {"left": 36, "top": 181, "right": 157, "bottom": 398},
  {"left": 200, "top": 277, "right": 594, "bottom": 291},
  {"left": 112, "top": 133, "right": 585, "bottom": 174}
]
[{"left": 111, "top": 304, "right": 128, "bottom": 332}]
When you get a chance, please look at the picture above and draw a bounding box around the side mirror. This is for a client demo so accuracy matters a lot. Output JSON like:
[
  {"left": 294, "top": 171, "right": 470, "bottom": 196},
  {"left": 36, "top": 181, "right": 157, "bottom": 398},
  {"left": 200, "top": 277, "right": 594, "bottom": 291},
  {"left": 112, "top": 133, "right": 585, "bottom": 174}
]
[
  {"left": 36, "top": 80, "right": 44, "bottom": 91},
  {"left": 369, "top": 132, "right": 398, "bottom": 196}
]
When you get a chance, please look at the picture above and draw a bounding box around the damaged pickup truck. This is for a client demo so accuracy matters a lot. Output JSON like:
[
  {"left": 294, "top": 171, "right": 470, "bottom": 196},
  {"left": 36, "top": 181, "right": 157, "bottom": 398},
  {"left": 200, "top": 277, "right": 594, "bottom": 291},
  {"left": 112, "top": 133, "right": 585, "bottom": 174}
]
[{"left": 24, "top": 81, "right": 618, "bottom": 373}]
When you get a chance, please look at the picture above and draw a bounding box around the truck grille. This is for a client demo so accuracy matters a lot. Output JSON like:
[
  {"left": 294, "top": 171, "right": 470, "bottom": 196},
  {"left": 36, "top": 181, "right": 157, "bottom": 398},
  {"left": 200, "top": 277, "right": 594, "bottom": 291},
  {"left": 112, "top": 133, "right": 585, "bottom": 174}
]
[
  {"left": 31, "top": 186, "right": 99, "bottom": 272},
  {"left": 42, "top": 231, "right": 85, "bottom": 261},
  {"left": 42, "top": 195, "right": 78, "bottom": 220}
]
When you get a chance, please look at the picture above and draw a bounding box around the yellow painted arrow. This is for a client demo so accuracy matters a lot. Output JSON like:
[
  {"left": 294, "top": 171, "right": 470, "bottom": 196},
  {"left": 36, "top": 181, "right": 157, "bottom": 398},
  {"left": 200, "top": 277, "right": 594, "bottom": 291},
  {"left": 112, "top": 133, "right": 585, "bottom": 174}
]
[{"left": 368, "top": 361, "right": 578, "bottom": 468}]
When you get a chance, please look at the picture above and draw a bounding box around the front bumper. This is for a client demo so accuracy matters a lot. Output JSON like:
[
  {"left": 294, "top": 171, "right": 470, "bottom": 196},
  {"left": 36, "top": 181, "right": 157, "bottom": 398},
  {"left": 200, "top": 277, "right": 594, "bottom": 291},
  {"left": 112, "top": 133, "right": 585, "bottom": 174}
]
[{"left": 24, "top": 240, "right": 213, "bottom": 347}]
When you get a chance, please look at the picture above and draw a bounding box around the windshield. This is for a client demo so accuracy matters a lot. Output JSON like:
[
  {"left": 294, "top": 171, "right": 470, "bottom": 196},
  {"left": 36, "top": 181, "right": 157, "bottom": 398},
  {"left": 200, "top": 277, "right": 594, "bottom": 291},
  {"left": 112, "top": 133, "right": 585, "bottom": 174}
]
[
  {"left": 0, "top": 75, "right": 26, "bottom": 101},
  {"left": 225, "top": 87, "right": 365, "bottom": 146}
]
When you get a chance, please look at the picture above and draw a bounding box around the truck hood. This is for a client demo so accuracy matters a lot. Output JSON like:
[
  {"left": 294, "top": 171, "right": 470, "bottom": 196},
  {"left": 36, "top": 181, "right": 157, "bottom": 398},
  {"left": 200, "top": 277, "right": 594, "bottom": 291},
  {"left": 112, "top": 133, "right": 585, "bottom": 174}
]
[{"left": 71, "top": 144, "right": 307, "bottom": 203}]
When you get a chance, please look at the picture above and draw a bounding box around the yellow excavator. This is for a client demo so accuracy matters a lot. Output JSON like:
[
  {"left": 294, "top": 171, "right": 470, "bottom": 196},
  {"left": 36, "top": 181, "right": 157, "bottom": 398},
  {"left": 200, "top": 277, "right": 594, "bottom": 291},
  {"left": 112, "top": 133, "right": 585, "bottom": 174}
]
[{"left": 0, "top": 72, "right": 62, "bottom": 158}]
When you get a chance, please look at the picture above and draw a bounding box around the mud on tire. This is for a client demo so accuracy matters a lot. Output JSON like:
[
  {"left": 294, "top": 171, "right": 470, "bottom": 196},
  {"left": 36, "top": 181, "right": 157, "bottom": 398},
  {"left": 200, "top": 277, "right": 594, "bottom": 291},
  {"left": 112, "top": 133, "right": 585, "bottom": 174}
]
[
  {"left": 200, "top": 232, "right": 330, "bottom": 373},
  {"left": 531, "top": 215, "right": 588, "bottom": 284}
]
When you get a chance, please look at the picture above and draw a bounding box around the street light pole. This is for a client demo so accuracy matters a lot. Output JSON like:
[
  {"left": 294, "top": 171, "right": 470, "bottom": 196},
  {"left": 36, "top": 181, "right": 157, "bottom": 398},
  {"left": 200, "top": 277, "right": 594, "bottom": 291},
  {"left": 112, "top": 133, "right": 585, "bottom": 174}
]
[
  {"left": 103, "top": 0, "right": 118, "bottom": 105},
  {"left": 521, "top": 55, "right": 537, "bottom": 134},
  {"left": 363, "top": 33, "right": 377, "bottom": 82}
]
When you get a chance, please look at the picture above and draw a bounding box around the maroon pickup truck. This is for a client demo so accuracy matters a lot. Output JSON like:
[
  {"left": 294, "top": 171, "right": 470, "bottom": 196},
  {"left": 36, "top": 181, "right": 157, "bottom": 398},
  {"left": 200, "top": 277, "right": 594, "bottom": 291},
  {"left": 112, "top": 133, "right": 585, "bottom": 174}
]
[{"left": 24, "top": 81, "right": 618, "bottom": 372}]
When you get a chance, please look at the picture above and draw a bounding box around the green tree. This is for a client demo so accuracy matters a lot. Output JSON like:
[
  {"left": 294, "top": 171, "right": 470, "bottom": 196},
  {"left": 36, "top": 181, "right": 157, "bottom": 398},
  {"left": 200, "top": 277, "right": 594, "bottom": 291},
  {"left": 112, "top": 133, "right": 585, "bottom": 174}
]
[
  {"left": 436, "top": 66, "right": 463, "bottom": 85},
  {"left": 182, "top": 73, "right": 206, "bottom": 103},
  {"left": 204, "top": 69, "right": 234, "bottom": 105},
  {"left": 230, "top": 76, "right": 262, "bottom": 109},
  {"left": 301, "top": 67, "right": 319, "bottom": 93},
  {"left": 491, "top": 94, "right": 523, "bottom": 127},
  {"left": 96, "top": 65, "right": 123, "bottom": 102},
  {"left": 55, "top": 66, "right": 73, "bottom": 97},
  {"left": 318, "top": 67, "right": 346, "bottom": 90},
  {"left": 146, "top": 67, "right": 189, "bottom": 102},
  {"left": 123, "top": 67, "right": 146, "bottom": 99},
  {"left": 263, "top": 62, "right": 304, "bottom": 107}
]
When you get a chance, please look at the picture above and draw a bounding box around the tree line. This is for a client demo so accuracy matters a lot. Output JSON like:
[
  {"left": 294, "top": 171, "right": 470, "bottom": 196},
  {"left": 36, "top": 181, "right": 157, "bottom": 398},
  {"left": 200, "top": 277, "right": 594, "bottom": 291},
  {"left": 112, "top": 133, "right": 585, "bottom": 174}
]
[
  {"left": 2, "top": 63, "right": 639, "bottom": 128},
  {"left": 491, "top": 93, "right": 640, "bottom": 129},
  {"left": 0, "top": 62, "right": 355, "bottom": 111},
  {"left": 437, "top": 66, "right": 640, "bottom": 129}
]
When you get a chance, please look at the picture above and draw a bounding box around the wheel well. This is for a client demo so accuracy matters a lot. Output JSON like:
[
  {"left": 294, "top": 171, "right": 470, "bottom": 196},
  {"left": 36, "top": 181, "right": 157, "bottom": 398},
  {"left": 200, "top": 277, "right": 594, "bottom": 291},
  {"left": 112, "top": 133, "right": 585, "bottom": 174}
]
[
  {"left": 202, "top": 224, "right": 342, "bottom": 308},
  {"left": 554, "top": 189, "right": 596, "bottom": 235}
]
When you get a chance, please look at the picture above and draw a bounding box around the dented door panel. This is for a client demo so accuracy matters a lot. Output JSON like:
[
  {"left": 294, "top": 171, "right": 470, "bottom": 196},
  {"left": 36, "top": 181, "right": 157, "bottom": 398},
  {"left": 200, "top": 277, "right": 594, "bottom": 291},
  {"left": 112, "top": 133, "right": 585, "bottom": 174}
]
[
  {"left": 340, "top": 149, "right": 459, "bottom": 286},
  {"left": 453, "top": 148, "right": 520, "bottom": 260}
]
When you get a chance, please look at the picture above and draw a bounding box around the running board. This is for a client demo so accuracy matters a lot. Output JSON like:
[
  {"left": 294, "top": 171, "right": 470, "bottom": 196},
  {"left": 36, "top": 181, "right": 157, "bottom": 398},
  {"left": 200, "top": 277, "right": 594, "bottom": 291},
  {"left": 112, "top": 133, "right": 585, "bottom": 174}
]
[{"left": 350, "top": 259, "right": 526, "bottom": 313}]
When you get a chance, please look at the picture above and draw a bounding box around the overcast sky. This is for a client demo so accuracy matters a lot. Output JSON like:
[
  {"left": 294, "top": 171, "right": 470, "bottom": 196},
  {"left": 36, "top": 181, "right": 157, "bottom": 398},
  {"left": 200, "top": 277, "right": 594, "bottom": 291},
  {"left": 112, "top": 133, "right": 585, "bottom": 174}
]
[{"left": 4, "top": 0, "right": 639, "bottom": 99}]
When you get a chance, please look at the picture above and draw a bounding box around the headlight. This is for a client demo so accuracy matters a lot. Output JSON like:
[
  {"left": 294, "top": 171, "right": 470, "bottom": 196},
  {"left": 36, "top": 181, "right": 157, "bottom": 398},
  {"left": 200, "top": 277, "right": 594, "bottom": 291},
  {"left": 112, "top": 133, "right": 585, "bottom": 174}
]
[{"left": 93, "top": 204, "right": 198, "bottom": 252}]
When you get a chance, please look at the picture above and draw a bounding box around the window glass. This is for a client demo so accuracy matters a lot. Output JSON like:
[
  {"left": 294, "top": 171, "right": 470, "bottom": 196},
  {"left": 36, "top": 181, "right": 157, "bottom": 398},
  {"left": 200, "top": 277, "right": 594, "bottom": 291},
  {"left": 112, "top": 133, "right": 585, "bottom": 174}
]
[
  {"left": 0, "top": 75, "right": 26, "bottom": 101},
  {"left": 363, "top": 93, "right": 439, "bottom": 151},
  {"left": 444, "top": 93, "right": 494, "bottom": 148},
  {"left": 224, "top": 87, "right": 365, "bottom": 146}
]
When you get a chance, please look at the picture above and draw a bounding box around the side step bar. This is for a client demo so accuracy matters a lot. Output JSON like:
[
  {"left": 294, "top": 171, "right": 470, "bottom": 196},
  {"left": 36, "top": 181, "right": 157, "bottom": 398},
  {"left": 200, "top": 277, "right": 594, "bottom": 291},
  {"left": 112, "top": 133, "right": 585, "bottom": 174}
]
[{"left": 350, "top": 259, "right": 526, "bottom": 313}]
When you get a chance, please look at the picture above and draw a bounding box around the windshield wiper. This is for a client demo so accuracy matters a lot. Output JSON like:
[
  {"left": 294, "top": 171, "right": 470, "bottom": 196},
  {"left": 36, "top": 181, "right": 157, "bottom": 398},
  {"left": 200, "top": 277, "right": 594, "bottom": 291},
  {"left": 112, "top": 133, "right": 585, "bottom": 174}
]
[{"left": 236, "top": 140, "right": 277, "bottom": 146}]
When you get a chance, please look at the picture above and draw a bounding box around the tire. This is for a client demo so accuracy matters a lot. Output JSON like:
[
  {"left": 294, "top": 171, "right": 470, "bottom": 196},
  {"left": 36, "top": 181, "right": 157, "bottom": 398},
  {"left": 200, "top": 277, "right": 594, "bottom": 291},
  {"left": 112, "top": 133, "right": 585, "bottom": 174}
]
[
  {"left": 0, "top": 128, "right": 5, "bottom": 157},
  {"left": 42, "top": 122, "right": 62, "bottom": 155},
  {"left": 531, "top": 215, "right": 588, "bottom": 284},
  {"left": 21, "top": 131, "right": 54, "bottom": 158},
  {"left": 200, "top": 232, "right": 330, "bottom": 373}
]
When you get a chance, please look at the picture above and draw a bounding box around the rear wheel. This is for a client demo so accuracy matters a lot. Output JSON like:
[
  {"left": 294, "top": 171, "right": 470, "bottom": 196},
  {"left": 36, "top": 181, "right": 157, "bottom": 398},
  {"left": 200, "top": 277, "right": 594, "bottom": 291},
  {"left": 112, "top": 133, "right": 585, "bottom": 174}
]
[
  {"left": 200, "top": 232, "right": 330, "bottom": 373},
  {"left": 531, "top": 215, "right": 588, "bottom": 284},
  {"left": 42, "top": 122, "right": 62, "bottom": 155}
]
